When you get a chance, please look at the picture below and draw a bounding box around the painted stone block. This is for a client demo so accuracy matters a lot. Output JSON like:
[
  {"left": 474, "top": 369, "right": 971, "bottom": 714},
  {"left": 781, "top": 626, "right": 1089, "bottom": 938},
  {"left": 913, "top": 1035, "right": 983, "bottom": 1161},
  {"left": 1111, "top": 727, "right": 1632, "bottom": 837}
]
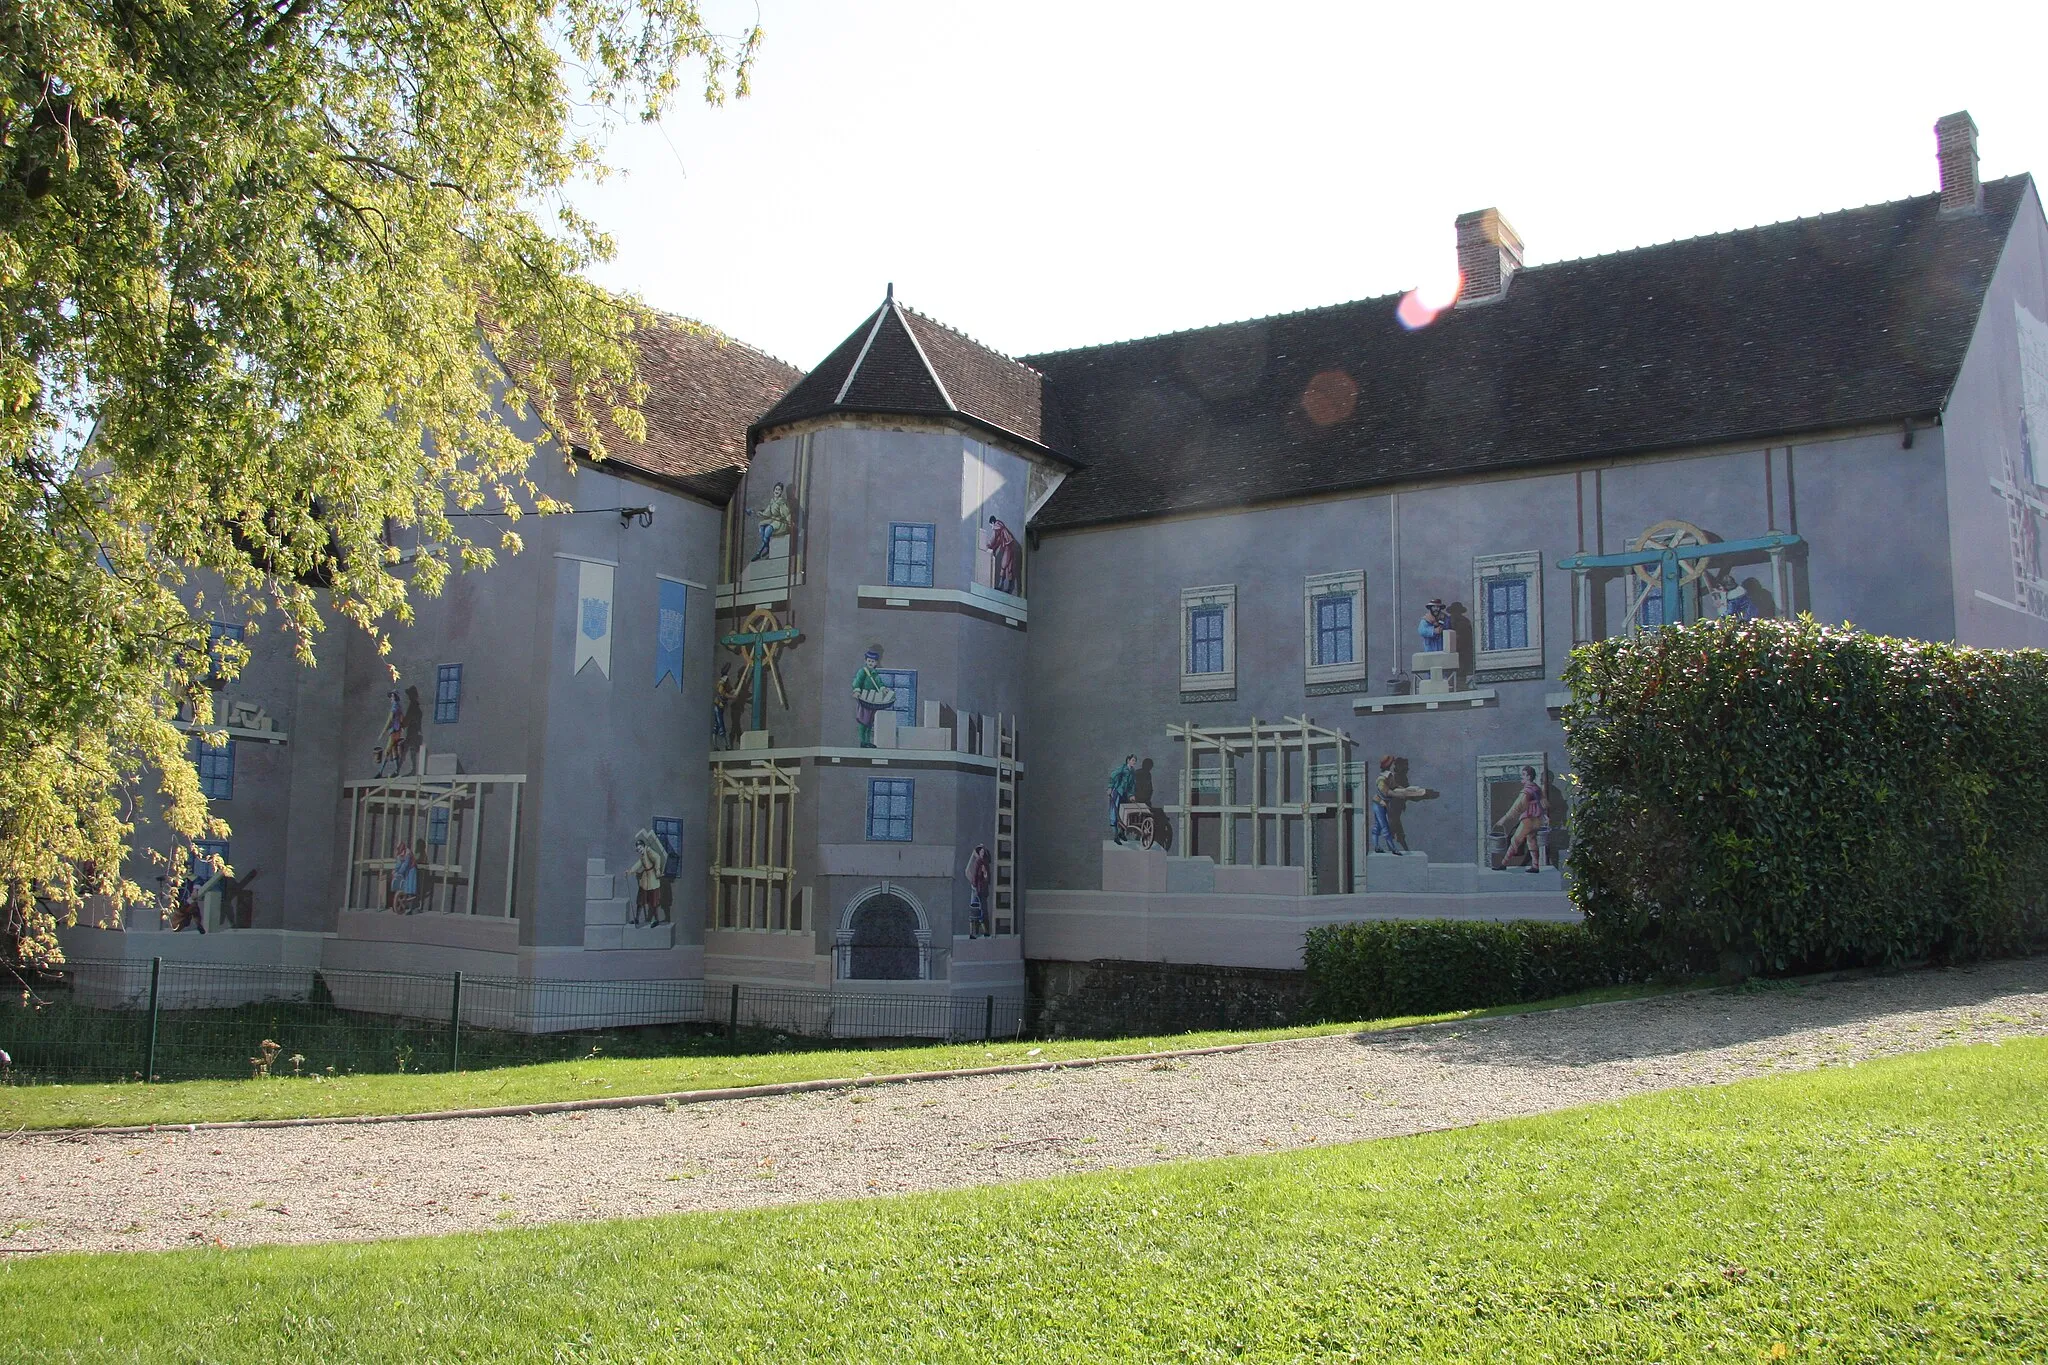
[
  {"left": 1165, "top": 856, "right": 1217, "bottom": 894},
  {"left": 1363, "top": 852, "right": 1433, "bottom": 894},
  {"left": 585, "top": 897, "right": 629, "bottom": 926},
  {"left": 423, "top": 752, "right": 460, "bottom": 776},
  {"left": 1102, "top": 840, "right": 1169, "bottom": 893},
  {"left": 585, "top": 857, "right": 608, "bottom": 877},
  {"left": 898, "top": 726, "right": 953, "bottom": 751},
  {"left": 873, "top": 711, "right": 899, "bottom": 748},
  {"left": 584, "top": 923, "right": 625, "bottom": 951},
  {"left": 739, "top": 730, "right": 773, "bottom": 749},
  {"left": 621, "top": 922, "right": 674, "bottom": 950},
  {"left": 1212, "top": 864, "right": 1306, "bottom": 896},
  {"left": 585, "top": 873, "right": 615, "bottom": 902}
]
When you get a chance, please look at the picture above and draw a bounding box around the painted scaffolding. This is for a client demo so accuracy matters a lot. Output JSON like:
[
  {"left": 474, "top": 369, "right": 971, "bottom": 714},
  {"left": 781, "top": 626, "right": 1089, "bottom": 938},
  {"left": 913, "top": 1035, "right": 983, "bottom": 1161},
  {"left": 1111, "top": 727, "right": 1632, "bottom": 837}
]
[
  {"left": 711, "top": 759, "right": 801, "bottom": 931},
  {"left": 1164, "top": 716, "right": 1356, "bottom": 893},
  {"left": 341, "top": 770, "right": 526, "bottom": 918}
]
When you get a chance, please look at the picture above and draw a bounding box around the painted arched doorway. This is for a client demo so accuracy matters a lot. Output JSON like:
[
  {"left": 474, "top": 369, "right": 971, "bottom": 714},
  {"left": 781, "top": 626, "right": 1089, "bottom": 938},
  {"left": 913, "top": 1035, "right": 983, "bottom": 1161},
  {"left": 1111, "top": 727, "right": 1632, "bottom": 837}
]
[{"left": 836, "top": 886, "right": 929, "bottom": 980}]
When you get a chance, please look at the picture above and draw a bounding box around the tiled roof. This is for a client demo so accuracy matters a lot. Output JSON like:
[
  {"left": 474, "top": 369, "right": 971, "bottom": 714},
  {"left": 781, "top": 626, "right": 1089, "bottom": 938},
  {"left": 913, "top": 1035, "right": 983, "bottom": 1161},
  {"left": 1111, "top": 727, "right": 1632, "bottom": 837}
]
[
  {"left": 578, "top": 313, "right": 802, "bottom": 503},
  {"left": 1024, "top": 176, "right": 2033, "bottom": 530},
  {"left": 752, "top": 296, "right": 1068, "bottom": 458}
]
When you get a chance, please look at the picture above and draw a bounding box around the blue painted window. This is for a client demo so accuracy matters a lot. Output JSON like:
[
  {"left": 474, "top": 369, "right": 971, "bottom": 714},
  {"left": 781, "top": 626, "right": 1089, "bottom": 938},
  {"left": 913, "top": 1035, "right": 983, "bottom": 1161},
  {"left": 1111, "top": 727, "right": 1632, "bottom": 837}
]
[
  {"left": 875, "top": 669, "right": 918, "bottom": 726},
  {"left": 1486, "top": 576, "right": 1530, "bottom": 651},
  {"left": 1313, "top": 594, "right": 1354, "bottom": 666},
  {"left": 206, "top": 620, "right": 243, "bottom": 678},
  {"left": 1187, "top": 606, "right": 1226, "bottom": 675},
  {"left": 866, "top": 779, "right": 914, "bottom": 842},
  {"left": 1638, "top": 582, "right": 1667, "bottom": 629},
  {"left": 887, "top": 523, "right": 936, "bottom": 587},
  {"left": 189, "top": 736, "right": 235, "bottom": 800},
  {"left": 428, "top": 806, "right": 450, "bottom": 847},
  {"left": 434, "top": 663, "right": 462, "bottom": 724},
  {"left": 652, "top": 817, "right": 683, "bottom": 878}
]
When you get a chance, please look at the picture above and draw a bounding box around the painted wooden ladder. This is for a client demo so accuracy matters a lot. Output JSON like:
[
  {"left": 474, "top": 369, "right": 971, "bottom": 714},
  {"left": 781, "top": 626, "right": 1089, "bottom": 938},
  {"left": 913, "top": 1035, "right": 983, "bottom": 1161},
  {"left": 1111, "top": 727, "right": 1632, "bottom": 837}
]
[{"left": 993, "top": 716, "right": 1019, "bottom": 935}]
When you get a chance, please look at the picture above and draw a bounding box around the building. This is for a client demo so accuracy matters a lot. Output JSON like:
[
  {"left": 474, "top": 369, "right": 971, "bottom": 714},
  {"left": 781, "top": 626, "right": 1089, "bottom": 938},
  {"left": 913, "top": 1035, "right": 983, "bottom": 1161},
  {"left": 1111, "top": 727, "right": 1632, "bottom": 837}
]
[{"left": 66, "top": 113, "right": 2048, "bottom": 1017}]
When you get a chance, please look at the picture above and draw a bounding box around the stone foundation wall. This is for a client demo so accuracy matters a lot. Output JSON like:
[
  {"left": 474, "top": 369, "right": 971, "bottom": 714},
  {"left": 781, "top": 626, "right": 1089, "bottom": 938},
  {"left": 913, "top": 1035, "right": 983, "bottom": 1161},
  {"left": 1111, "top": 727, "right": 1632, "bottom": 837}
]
[{"left": 1026, "top": 958, "right": 1309, "bottom": 1039}]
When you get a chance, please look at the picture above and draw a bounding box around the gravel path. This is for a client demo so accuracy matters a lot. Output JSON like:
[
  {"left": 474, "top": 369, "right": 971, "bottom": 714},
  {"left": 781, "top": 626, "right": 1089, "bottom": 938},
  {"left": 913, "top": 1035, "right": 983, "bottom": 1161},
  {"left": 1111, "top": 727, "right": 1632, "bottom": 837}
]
[{"left": 8, "top": 958, "right": 2048, "bottom": 1257}]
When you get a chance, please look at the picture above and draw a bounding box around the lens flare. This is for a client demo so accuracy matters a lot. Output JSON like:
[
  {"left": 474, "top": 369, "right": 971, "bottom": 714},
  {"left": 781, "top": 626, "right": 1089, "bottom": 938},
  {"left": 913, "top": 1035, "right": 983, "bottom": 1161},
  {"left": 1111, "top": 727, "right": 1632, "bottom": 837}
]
[
  {"left": 1301, "top": 370, "right": 1358, "bottom": 426},
  {"left": 1396, "top": 263, "right": 1463, "bottom": 331}
]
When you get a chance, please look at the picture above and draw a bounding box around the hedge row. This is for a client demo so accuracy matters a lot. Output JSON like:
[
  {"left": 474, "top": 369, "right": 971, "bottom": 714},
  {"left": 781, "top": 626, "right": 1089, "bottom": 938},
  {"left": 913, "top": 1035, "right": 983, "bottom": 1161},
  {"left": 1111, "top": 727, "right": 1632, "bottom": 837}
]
[
  {"left": 1563, "top": 615, "right": 2048, "bottom": 975},
  {"left": 1301, "top": 919, "right": 1655, "bottom": 1022}
]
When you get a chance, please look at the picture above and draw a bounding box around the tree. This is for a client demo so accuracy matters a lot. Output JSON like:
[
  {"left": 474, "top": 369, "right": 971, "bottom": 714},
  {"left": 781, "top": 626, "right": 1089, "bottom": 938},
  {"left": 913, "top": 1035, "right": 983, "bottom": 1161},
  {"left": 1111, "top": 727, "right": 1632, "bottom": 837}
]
[{"left": 1, "top": 0, "right": 757, "bottom": 963}]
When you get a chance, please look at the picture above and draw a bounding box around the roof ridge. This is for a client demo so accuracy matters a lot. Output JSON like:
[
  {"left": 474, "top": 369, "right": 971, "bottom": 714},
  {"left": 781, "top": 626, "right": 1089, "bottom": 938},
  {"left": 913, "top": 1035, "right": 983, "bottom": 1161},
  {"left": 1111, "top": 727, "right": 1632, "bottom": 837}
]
[
  {"left": 897, "top": 302, "right": 1048, "bottom": 379},
  {"left": 833, "top": 303, "right": 892, "bottom": 405},
  {"left": 891, "top": 301, "right": 957, "bottom": 410},
  {"left": 1026, "top": 175, "right": 2030, "bottom": 362}
]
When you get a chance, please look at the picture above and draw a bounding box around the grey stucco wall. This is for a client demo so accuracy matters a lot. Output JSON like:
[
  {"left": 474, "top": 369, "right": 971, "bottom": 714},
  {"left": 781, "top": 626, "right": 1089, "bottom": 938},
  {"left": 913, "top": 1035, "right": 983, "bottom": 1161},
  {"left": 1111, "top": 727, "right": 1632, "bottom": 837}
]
[
  {"left": 1022, "top": 427, "right": 1957, "bottom": 895},
  {"left": 1942, "top": 178, "right": 2048, "bottom": 648}
]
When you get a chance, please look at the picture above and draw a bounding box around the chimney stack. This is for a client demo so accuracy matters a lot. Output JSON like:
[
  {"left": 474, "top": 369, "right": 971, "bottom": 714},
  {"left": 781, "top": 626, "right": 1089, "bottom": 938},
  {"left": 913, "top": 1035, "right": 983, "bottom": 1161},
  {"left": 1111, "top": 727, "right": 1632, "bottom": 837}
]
[
  {"left": 1935, "top": 111, "right": 1981, "bottom": 214},
  {"left": 1454, "top": 208, "right": 1524, "bottom": 306}
]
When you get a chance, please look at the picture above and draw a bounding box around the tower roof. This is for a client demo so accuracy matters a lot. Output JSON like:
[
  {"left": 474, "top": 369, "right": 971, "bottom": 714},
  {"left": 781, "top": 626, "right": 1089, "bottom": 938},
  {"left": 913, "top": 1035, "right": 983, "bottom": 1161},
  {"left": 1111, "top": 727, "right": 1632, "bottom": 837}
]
[{"left": 751, "top": 293, "right": 1072, "bottom": 460}]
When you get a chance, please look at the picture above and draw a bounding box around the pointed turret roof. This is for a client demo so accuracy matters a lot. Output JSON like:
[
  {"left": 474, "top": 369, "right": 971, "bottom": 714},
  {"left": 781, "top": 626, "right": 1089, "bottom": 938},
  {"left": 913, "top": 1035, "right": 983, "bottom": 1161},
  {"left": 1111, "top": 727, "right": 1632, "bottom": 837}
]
[{"left": 751, "top": 290, "right": 1072, "bottom": 461}]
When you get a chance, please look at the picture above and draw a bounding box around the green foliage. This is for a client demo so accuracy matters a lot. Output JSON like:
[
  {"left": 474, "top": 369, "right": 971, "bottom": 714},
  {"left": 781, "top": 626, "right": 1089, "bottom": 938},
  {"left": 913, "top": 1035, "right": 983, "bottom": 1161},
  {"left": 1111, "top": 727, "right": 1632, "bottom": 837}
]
[
  {"left": 0, "top": 0, "right": 757, "bottom": 961},
  {"left": 1563, "top": 615, "right": 2048, "bottom": 974},
  {"left": 7, "top": 1042, "right": 2048, "bottom": 1360},
  {"left": 1302, "top": 919, "right": 1654, "bottom": 1021}
]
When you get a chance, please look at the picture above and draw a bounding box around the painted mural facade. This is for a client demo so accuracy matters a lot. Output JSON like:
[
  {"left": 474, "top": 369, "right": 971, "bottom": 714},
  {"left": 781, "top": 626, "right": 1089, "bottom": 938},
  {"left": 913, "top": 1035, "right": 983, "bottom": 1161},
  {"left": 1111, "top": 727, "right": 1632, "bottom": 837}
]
[{"left": 74, "top": 161, "right": 2048, "bottom": 1009}]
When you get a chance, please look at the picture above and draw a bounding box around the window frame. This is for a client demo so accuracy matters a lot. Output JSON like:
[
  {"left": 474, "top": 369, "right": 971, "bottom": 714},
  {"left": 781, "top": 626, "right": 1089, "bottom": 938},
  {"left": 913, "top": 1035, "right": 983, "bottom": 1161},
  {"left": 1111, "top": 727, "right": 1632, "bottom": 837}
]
[
  {"left": 434, "top": 663, "right": 463, "bottom": 724},
  {"left": 190, "top": 735, "right": 235, "bottom": 801},
  {"left": 427, "top": 806, "right": 450, "bottom": 847},
  {"left": 1301, "top": 570, "right": 1367, "bottom": 689},
  {"left": 865, "top": 778, "right": 915, "bottom": 843},
  {"left": 886, "top": 522, "right": 937, "bottom": 588},
  {"left": 1471, "top": 551, "right": 1544, "bottom": 673},
  {"left": 1178, "top": 584, "right": 1237, "bottom": 697}
]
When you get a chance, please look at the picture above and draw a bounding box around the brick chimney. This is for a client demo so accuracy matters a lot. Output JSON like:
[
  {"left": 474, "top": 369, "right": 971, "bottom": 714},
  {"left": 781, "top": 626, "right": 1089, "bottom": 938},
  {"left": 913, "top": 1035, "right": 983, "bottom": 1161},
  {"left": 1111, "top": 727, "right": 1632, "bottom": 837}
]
[
  {"left": 1935, "top": 111, "right": 1981, "bottom": 214},
  {"left": 1454, "top": 208, "right": 1524, "bottom": 306}
]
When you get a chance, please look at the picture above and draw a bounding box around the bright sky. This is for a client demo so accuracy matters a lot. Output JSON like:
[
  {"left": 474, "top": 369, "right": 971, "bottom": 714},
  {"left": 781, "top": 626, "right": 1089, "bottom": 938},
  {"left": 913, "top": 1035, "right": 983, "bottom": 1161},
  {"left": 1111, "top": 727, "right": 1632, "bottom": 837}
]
[{"left": 570, "top": 0, "right": 2048, "bottom": 369}]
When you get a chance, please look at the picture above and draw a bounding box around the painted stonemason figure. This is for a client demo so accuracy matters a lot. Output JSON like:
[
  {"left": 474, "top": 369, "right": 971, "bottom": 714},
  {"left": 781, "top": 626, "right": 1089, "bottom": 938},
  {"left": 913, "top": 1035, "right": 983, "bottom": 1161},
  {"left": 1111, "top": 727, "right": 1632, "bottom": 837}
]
[
  {"left": 851, "top": 647, "right": 896, "bottom": 748},
  {"left": 985, "top": 516, "right": 1020, "bottom": 595},
  {"left": 629, "top": 828, "right": 669, "bottom": 925}
]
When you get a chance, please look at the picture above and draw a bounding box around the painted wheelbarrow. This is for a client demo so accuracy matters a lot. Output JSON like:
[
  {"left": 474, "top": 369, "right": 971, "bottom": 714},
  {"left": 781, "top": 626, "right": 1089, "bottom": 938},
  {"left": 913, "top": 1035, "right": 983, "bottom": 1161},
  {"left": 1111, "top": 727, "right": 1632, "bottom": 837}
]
[{"left": 1116, "top": 803, "right": 1158, "bottom": 850}]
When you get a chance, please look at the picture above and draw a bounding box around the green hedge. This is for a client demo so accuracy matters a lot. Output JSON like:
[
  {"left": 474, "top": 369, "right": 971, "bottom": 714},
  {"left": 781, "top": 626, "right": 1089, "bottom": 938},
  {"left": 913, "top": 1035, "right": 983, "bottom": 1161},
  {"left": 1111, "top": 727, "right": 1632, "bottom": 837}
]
[
  {"left": 1302, "top": 920, "right": 1653, "bottom": 1022},
  {"left": 1563, "top": 616, "right": 2048, "bottom": 974}
]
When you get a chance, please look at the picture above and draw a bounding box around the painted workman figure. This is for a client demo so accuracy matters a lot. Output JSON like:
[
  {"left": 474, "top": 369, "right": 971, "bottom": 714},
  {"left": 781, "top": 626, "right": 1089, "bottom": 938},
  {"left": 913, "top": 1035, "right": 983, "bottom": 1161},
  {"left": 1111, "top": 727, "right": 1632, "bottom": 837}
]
[
  {"left": 1418, "top": 598, "right": 1451, "bottom": 653},
  {"left": 749, "top": 482, "right": 793, "bottom": 562},
  {"left": 965, "top": 843, "right": 992, "bottom": 938},
  {"left": 985, "top": 516, "right": 1021, "bottom": 595},
  {"left": 1107, "top": 754, "right": 1138, "bottom": 844},
  {"left": 851, "top": 647, "right": 896, "bottom": 748}
]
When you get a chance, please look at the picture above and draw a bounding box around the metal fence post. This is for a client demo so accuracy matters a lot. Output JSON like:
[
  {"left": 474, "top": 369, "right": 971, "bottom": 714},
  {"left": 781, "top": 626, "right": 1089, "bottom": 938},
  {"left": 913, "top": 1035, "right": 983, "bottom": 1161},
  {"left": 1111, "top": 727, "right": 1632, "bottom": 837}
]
[
  {"left": 143, "top": 956, "right": 162, "bottom": 1083},
  {"left": 449, "top": 971, "right": 463, "bottom": 1072},
  {"left": 728, "top": 983, "right": 740, "bottom": 1042},
  {"left": 984, "top": 994, "right": 995, "bottom": 1043}
]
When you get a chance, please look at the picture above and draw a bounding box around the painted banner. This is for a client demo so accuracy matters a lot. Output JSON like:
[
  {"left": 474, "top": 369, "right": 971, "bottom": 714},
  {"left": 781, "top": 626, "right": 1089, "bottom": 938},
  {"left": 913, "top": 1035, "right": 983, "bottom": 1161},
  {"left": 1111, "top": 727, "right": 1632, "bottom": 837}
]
[
  {"left": 574, "top": 560, "right": 614, "bottom": 678},
  {"left": 655, "top": 578, "right": 687, "bottom": 689}
]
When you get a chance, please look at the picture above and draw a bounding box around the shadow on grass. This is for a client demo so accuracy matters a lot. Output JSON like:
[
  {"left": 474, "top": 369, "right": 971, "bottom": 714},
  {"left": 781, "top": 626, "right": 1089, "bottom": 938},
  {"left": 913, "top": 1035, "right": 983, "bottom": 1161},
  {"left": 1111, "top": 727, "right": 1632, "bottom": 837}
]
[{"left": 1344, "top": 956, "right": 2048, "bottom": 1069}]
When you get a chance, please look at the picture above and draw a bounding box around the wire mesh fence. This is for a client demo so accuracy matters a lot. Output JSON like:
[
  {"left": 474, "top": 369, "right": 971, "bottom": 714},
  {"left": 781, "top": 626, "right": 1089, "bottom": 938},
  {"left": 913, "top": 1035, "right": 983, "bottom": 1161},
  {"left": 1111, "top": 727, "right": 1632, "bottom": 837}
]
[{"left": 0, "top": 958, "right": 1033, "bottom": 1085}]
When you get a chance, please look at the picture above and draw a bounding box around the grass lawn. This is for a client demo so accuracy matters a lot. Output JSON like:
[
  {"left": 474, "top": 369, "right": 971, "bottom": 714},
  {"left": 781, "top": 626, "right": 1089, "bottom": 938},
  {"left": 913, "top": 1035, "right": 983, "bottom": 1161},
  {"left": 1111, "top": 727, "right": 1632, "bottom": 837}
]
[
  {"left": 4, "top": 1038, "right": 2044, "bottom": 1362},
  {"left": 0, "top": 984, "right": 1671, "bottom": 1131}
]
